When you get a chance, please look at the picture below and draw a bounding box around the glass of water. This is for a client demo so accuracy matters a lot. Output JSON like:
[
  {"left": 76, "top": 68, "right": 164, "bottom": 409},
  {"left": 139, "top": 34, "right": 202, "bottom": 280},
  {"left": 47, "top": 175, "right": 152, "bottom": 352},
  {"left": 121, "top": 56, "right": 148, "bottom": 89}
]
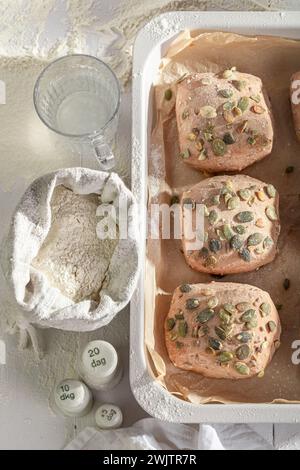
[{"left": 33, "top": 54, "right": 120, "bottom": 170}]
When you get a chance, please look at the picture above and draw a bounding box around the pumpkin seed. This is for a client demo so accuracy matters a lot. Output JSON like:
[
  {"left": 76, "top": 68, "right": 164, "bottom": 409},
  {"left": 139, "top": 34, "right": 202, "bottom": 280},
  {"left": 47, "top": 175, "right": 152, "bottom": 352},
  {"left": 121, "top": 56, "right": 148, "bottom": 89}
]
[
  {"left": 265, "top": 206, "right": 278, "bottom": 221},
  {"left": 198, "top": 325, "right": 209, "bottom": 337},
  {"left": 255, "top": 247, "right": 264, "bottom": 255},
  {"left": 204, "top": 255, "right": 218, "bottom": 268},
  {"left": 223, "top": 224, "right": 234, "bottom": 241},
  {"left": 233, "top": 106, "right": 243, "bottom": 117},
  {"left": 204, "top": 205, "right": 210, "bottom": 217},
  {"left": 211, "top": 194, "right": 221, "bottom": 206},
  {"left": 208, "top": 296, "right": 219, "bottom": 308},
  {"left": 199, "top": 247, "right": 209, "bottom": 258},
  {"left": 238, "top": 96, "right": 249, "bottom": 112},
  {"left": 283, "top": 278, "right": 290, "bottom": 290},
  {"left": 209, "top": 239, "right": 222, "bottom": 253},
  {"left": 180, "top": 284, "right": 192, "bottom": 293},
  {"left": 239, "top": 247, "right": 251, "bottom": 262},
  {"left": 255, "top": 218, "right": 265, "bottom": 228},
  {"left": 170, "top": 332, "right": 178, "bottom": 341},
  {"left": 267, "top": 321, "right": 276, "bottom": 333},
  {"left": 217, "top": 229, "right": 227, "bottom": 242},
  {"left": 178, "top": 321, "right": 188, "bottom": 337},
  {"left": 218, "top": 351, "right": 234, "bottom": 363},
  {"left": 236, "top": 344, "right": 251, "bottom": 360},
  {"left": 222, "top": 69, "right": 234, "bottom": 79},
  {"left": 208, "top": 209, "right": 218, "bottom": 225},
  {"left": 263, "top": 237, "right": 273, "bottom": 250},
  {"left": 232, "top": 79, "right": 247, "bottom": 91},
  {"left": 182, "top": 110, "right": 189, "bottom": 119},
  {"left": 219, "top": 309, "right": 232, "bottom": 326},
  {"left": 234, "top": 224, "right": 246, "bottom": 235},
  {"left": 241, "top": 309, "right": 257, "bottom": 322},
  {"left": 166, "top": 318, "right": 175, "bottom": 331},
  {"left": 224, "top": 303, "right": 236, "bottom": 315},
  {"left": 164, "top": 89, "right": 172, "bottom": 100},
  {"left": 208, "top": 337, "right": 223, "bottom": 351},
  {"left": 218, "top": 89, "right": 233, "bottom": 98},
  {"left": 247, "top": 233, "right": 263, "bottom": 246},
  {"left": 238, "top": 188, "right": 251, "bottom": 201},
  {"left": 234, "top": 362, "right": 250, "bottom": 375},
  {"left": 227, "top": 196, "right": 240, "bottom": 210},
  {"left": 251, "top": 105, "right": 265, "bottom": 114},
  {"left": 266, "top": 184, "right": 276, "bottom": 198},
  {"left": 223, "top": 100, "right": 235, "bottom": 111},
  {"left": 223, "top": 132, "right": 235, "bottom": 144},
  {"left": 261, "top": 341, "right": 269, "bottom": 350},
  {"left": 236, "top": 211, "right": 254, "bottom": 223},
  {"left": 260, "top": 303, "right": 271, "bottom": 317},
  {"left": 256, "top": 190, "right": 265, "bottom": 201},
  {"left": 212, "top": 138, "right": 227, "bottom": 156},
  {"left": 230, "top": 235, "right": 243, "bottom": 251},
  {"left": 215, "top": 326, "right": 229, "bottom": 340},
  {"left": 257, "top": 370, "right": 265, "bottom": 379},
  {"left": 236, "top": 331, "right": 252, "bottom": 343},
  {"left": 198, "top": 149, "right": 208, "bottom": 160},
  {"left": 221, "top": 179, "right": 234, "bottom": 193},
  {"left": 200, "top": 105, "right": 217, "bottom": 119},
  {"left": 186, "top": 298, "right": 200, "bottom": 310},
  {"left": 180, "top": 149, "right": 191, "bottom": 159},
  {"left": 182, "top": 197, "right": 196, "bottom": 209},
  {"left": 250, "top": 94, "right": 261, "bottom": 103},
  {"left": 223, "top": 110, "right": 235, "bottom": 123},
  {"left": 236, "top": 302, "right": 252, "bottom": 312},
  {"left": 187, "top": 132, "right": 197, "bottom": 141},
  {"left": 246, "top": 318, "right": 258, "bottom": 329},
  {"left": 176, "top": 341, "right": 184, "bottom": 349},
  {"left": 197, "top": 308, "right": 215, "bottom": 324}
]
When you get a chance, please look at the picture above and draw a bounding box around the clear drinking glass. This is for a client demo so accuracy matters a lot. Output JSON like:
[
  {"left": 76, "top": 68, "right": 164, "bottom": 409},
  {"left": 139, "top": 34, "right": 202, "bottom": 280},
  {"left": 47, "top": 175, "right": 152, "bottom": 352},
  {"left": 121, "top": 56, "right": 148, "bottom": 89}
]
[{"left": 33, "top": 54, "right": 120, "bottom": 170}]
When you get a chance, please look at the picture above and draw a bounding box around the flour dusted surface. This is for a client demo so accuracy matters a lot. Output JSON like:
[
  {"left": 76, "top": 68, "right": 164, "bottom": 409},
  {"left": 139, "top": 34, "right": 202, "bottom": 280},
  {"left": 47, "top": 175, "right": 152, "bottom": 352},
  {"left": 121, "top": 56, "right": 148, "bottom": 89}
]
[{"left": 32, "top": 186, "right": 118, "bottom": 303}]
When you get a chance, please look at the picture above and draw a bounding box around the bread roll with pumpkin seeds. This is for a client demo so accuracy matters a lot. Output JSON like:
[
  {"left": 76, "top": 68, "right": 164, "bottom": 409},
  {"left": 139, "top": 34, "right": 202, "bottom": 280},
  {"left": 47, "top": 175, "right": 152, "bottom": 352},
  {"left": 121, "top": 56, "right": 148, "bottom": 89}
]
[
  {"left": 165, "top": 282, "right": 281, "bottom": 380},
  {"left": 291, "top": 71, "right": 300, "bottom": 142},
  {"left": 176, "top": 69, "right": 273, "bottom": 172},
  {"left": 181, "top": 175, "right": 280, "bottom": 275}
]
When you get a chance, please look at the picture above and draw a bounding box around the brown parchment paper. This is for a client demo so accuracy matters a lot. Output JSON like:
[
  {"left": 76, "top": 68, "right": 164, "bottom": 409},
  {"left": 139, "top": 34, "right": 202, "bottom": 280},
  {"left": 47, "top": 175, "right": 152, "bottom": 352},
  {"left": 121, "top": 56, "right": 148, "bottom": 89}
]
[{"left": 145, "top": 31, "right": 300, "bottom": 404}]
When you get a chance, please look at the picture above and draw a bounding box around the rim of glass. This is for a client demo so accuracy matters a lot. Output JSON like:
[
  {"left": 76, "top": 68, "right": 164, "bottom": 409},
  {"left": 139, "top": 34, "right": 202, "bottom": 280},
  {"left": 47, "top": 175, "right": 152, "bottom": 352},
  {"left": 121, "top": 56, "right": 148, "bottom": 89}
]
[{"left": 33, "top": 54, "right": 121, "bottom": 139}]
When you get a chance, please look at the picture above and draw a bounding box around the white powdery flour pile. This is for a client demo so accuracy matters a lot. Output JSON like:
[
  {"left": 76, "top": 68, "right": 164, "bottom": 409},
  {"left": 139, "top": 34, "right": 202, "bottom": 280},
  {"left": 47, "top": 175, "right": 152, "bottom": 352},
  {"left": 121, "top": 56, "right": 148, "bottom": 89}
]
[{"left": 32, "top": 186, "right": 118, "bottom": 303}]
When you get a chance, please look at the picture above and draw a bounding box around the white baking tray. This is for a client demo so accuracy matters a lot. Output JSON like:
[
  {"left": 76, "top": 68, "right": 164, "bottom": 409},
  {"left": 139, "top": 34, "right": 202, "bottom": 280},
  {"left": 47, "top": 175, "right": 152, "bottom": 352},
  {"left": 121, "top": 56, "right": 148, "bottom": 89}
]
[{"left": 130, "top": 11, "right": 300, "bottom": 423}]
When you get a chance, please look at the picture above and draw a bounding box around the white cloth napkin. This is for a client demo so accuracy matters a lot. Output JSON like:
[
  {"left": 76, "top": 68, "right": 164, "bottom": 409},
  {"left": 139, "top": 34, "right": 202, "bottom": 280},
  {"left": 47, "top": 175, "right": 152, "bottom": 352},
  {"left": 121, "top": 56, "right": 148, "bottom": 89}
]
[{"left": 65, "top": 418, "right": 279, "bottom": 450}]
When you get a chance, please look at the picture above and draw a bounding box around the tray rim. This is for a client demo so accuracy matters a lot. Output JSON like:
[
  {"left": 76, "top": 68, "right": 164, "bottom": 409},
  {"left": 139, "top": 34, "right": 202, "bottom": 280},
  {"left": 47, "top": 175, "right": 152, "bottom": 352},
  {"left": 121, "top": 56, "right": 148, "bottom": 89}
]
[{"left": 130, "top": 10, "right": 300, "bottom": 423}]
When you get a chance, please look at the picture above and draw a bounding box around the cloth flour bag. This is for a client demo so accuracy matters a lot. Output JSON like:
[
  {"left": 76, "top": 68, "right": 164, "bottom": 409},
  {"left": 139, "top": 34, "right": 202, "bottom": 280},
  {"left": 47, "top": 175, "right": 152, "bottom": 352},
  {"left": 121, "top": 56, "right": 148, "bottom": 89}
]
[{"left": 2, "top": 168, "right": 140, "bottom": 332}]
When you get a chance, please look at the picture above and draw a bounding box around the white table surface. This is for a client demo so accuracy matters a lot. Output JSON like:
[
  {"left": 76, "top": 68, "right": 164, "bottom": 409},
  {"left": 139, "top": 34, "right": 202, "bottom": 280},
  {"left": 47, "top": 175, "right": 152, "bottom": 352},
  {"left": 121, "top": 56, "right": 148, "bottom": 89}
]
[{"left": 0, "top": 0, "right": 300, "bottom": 450}]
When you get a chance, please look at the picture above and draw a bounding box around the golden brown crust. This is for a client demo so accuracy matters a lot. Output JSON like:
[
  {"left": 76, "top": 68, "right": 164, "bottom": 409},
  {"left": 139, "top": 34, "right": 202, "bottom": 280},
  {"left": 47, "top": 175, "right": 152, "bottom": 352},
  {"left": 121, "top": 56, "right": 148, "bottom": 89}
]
[
  {"left": 165, "top": 282, "right": 281, "bottom": 380},
  {"left": 176, "top": 71, "right": 274, "bottom": 172}
]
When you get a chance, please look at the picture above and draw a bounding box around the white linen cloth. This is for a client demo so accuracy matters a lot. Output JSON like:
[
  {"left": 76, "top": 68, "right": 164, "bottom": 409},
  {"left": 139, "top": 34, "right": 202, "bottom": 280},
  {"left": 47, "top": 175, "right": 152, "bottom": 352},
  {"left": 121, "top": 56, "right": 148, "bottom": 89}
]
[
  {"left": 2, "top": 168, "right": 140, "bottom": 333},
  {"left": 64, "top": 419, "right": 279, "bottom": 450}
]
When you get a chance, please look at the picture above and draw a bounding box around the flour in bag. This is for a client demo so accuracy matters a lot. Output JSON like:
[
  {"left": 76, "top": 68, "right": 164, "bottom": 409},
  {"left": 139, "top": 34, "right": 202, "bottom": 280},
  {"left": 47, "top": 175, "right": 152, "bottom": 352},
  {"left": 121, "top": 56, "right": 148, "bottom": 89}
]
[{"left": 32, "top": 186, "right": 119, "bottom": 303}]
